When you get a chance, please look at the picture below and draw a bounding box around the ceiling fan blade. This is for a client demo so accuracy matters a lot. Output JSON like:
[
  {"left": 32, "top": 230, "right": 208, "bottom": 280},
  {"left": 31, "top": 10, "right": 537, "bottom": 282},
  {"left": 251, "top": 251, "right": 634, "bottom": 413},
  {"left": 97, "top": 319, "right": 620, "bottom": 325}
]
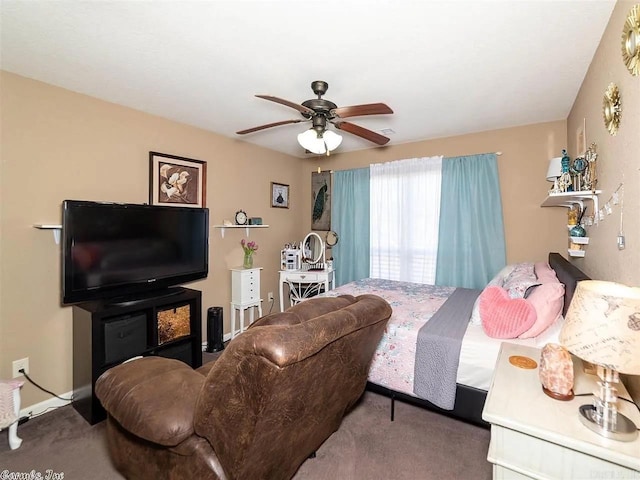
[
  {"left": 255, "top": 95, "right": 315, "bottom": 115},
  {"left": 332, "top": 103, "right": 393, "bottom": 118},
  {"left": 334, "top": 121, "right": 390, "bottom": 145},
  {"left": 236, "top": 119, "right": 303, "bottom": 135}
]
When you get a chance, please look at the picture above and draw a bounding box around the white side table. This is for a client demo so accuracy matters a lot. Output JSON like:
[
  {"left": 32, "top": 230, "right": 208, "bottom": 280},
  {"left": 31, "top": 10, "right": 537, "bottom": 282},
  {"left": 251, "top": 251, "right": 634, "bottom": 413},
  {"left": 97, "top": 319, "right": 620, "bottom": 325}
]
[
  {"left": 482, "top": 343, "right": 640, "bottom": 479},
  {"left": 278, "top": 267, "right": 335, "bottom": 312},
  {"left": 0, "top": 379, "right": 24, "bottom": 450},
  {"left": 230, "top": 267, "right": 263, "bottom": 338}
]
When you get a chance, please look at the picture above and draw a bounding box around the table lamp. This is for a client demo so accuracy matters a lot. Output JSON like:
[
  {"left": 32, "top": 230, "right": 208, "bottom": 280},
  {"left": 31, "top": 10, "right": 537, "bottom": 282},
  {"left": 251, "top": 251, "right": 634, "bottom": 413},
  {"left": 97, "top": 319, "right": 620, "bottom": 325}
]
[
  {"left": 560, "top": 280, "right": 640, "bottom": 441},
  {"left": 546, "top": 157, "right": 563, "bottom": 194}
]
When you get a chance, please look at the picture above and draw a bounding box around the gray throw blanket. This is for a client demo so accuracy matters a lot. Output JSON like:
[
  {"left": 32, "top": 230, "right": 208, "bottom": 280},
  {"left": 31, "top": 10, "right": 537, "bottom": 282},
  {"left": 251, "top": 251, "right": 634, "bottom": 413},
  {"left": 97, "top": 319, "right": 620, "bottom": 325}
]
[{"left": 413, "top": 288, "right": 481, "bottom": 410}]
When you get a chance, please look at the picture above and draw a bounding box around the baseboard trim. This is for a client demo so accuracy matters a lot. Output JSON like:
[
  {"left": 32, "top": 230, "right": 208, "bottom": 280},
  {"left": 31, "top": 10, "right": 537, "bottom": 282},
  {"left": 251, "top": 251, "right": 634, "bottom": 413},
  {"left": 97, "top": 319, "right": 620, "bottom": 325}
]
[
  {"left": 20, "top": 390, "right": 74, "bottom": 419},
  {"left": 22, "top": 341, "right": 229, "bottom": 418}
]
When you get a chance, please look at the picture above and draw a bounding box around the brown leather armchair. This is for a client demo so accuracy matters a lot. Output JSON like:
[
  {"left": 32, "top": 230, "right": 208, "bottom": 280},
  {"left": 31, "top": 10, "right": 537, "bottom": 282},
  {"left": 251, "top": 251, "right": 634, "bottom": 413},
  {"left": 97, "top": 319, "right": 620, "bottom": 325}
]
[{"left": 95, "top": 294, "right": 392, "bottom": 480}]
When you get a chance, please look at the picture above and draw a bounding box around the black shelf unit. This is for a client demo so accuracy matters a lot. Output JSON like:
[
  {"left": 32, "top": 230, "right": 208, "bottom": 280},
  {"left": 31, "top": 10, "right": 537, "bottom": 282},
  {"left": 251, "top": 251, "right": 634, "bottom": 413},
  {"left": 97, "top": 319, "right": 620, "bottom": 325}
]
[{"left": 72, "top": 287, "right": 202, "bottom": 425}]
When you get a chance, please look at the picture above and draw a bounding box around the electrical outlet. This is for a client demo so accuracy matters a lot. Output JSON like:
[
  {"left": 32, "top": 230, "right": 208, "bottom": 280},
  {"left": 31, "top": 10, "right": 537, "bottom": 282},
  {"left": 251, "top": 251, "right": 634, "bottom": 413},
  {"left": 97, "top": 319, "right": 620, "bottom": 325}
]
[
  {"left": 12, "top": 357, "right": 29, "bottom": 378},
  {"left": 267, "top": 292, "right": 274, "bottom": 302}
]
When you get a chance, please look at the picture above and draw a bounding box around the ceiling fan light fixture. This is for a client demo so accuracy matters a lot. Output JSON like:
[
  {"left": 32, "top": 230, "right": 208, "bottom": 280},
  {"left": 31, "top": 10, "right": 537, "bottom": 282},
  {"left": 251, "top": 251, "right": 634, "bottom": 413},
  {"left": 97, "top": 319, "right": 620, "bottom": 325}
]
[
  {"left": 298, "top": 128, "right": 325, "bottom": 154},
  {"left": 322, "top": 129, "right": 342, "bottom": 151},
  {"left": 297, "top": 128, "right": 342, "bottom": 155}
]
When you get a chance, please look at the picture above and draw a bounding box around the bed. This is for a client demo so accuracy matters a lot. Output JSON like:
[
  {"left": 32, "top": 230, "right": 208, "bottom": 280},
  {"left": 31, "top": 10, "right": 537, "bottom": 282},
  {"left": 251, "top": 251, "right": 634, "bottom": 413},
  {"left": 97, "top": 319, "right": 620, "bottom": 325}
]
[{"left": 323, "top": 252, "right": 590, "bottom": 427}]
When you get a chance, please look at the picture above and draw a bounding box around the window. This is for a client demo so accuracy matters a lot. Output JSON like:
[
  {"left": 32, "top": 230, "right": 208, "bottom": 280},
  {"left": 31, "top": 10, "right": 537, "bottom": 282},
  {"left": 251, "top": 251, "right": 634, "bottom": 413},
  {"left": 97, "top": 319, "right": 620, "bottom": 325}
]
[{"left": 370, "top": 156, "right": 442, "bottom": 284}]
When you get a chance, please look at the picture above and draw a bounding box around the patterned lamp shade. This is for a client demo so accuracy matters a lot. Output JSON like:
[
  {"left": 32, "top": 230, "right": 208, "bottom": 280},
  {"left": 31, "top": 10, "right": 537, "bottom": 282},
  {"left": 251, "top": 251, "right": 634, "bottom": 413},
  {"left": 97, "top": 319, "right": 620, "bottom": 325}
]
[{"left": 560, "top": 280, "right": 640, "bottom": 375}]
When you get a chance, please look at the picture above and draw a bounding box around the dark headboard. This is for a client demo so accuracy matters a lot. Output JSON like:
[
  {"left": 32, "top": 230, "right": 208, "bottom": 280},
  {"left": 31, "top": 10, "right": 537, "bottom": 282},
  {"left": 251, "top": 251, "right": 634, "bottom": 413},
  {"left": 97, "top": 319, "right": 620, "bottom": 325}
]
[{"left": 548, "top": 252, "right": 591, "bottom": 315}]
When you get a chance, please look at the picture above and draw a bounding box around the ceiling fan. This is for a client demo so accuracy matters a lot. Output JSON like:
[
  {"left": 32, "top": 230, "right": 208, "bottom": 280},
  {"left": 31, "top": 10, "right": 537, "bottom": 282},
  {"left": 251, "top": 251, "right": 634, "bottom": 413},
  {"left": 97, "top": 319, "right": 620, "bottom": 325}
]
[{"left": 236, "top": 81, "right": 394, "bottom": 154}]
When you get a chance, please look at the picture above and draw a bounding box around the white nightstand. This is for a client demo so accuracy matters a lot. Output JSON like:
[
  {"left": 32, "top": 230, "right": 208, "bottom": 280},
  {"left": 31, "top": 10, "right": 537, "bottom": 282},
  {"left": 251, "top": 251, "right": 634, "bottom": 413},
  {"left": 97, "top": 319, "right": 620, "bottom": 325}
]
[
  {"left": 482, "top": 343, "right": 640, "bottom": 479},
  {"left": 230, "top": 267, "right": 263, "bottom": 338}
]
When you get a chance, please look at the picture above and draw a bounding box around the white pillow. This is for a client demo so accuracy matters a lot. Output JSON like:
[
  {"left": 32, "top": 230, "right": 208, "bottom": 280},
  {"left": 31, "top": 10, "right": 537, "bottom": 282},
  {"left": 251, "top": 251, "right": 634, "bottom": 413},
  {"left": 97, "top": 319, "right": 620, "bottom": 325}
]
[{"left": 501, "top": 263, "right": 540, "bottom": 299}]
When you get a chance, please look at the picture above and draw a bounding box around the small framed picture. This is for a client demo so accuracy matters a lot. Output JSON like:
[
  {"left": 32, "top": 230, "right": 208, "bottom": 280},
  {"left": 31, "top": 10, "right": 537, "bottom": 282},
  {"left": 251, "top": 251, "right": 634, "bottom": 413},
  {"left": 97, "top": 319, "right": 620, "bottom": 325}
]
[
  {"left": 149, "top": 152, "right": 207, "bottom": 208},
  {"left": 271, "top": 182, "right": 289, "bottom": 208}
]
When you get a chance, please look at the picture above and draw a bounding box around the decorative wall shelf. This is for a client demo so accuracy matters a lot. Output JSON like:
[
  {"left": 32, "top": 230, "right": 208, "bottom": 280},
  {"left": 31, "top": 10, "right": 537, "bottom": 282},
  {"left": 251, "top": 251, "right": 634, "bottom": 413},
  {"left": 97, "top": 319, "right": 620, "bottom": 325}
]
[
  {"left": 34, "top": 224, "right": 62, "bottom": 244},
  {"left": 568, "top": 237, "right": 589, "bottom": 257},
  {"left": 213, "top": 225, "right": 269, "bottom": 238},
  {"left": 37, "top": 224, "right": 271, "bottom": 242},
  {"left": 570, "top": 236, "right": 589, "bottom": 245},
  {"left": 541, "top": 191, "right": 600, "bottom": 259},
  {"left": 540, "top": 190, "right": 602, "bottom": 212}
]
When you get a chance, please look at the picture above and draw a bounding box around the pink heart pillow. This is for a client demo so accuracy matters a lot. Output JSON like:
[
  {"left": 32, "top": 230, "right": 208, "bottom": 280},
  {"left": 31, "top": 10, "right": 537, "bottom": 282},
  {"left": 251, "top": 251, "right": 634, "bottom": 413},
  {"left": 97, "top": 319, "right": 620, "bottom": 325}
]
[{"left": 480, "top": 286, "right": 537, "bottom": 338}]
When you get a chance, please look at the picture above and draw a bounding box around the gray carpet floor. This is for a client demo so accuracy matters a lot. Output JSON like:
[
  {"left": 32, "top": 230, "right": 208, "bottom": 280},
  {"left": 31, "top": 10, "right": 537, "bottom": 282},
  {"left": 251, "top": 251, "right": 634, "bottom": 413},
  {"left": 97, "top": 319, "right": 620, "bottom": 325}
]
[
  {"left": 0, "top": 389, "right": 491, "bottom": 479},
  {"left": 1, "top": 351, "right": 492, "bottom": 478}
]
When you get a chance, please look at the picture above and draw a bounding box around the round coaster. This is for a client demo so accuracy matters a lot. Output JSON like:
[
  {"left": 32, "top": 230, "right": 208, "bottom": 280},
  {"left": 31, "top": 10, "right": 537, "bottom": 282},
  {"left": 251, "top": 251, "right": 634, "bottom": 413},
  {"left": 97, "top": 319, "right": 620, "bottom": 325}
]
[{"left": 509, "top": 355, "right": 537, "bottom": 369}]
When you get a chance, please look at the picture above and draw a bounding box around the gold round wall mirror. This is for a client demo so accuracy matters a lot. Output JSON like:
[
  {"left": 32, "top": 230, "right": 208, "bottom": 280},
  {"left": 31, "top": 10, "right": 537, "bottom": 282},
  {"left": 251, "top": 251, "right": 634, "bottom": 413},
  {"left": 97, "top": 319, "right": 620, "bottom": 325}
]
[
  {"left": 326, "top": 230, "right": 339, "bottom": 247},
  {"left": 621, "top": 4, "right": 640, "bottom": 76},
  {"left": 603, "top": 83, "right": 621, "bottom": 136}
]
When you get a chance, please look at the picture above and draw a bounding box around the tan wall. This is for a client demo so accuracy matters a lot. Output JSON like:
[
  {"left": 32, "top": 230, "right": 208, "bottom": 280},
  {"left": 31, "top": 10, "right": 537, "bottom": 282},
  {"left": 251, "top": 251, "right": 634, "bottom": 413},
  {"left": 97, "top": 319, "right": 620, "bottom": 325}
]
[
  {"left": 567, "top": 0, "right": 640, "bottom": 401},
  {"left": 300, "top": 121, "right": 569, "bottom": 266},
  {"left": 0, "top": 72, "right": 306, "bottom": 407},
  {"left": 567, "top": 0, "right": 640, "bottom": 287}
]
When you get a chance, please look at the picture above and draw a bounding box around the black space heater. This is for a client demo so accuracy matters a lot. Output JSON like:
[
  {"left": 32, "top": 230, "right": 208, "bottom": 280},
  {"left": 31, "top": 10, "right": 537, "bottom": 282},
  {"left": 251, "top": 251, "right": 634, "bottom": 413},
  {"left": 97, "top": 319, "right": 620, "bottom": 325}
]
[{"left": 206, "top": 306, "right": 225, "bottom": 353}]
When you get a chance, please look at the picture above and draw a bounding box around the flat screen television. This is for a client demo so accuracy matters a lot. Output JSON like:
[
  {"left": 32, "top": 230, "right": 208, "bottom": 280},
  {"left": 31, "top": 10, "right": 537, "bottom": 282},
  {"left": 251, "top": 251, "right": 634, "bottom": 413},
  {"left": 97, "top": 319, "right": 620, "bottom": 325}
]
[{"left": 62, "top": 200, "right": 209, "bottom": 305}]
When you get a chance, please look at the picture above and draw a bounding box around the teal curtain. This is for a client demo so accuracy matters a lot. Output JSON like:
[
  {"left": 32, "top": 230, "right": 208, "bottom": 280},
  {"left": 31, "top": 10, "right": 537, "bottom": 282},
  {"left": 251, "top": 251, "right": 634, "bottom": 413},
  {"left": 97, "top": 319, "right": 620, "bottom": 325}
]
[
  {"left": 435, "top": 153, "right": 506, "bottom": 289},
  {"left": 332, "top": 168, "right": 370, "bottom": 286}
]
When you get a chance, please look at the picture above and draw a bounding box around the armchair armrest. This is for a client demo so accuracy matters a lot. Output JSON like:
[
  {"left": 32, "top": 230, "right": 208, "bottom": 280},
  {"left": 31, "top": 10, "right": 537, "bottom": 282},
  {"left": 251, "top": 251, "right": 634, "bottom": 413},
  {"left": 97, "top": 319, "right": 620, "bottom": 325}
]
[{"left": 95, "top": 357, "right": 205, "bottom": 447}]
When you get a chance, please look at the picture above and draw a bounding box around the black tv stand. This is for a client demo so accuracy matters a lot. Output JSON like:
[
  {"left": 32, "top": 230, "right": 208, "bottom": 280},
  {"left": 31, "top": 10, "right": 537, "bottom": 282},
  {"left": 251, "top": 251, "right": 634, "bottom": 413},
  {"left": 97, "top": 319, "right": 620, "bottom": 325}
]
[
  {"left": 72, "top": 287, "right": 202, "bottom": 425},
  {"left": 106, "top": 287, "right": 186, "bottom": 307}
]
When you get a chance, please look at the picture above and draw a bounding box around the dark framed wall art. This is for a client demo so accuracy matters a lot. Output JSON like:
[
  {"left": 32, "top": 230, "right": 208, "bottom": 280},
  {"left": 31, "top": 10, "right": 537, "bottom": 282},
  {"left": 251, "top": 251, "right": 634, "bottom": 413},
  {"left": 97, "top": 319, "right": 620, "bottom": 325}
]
[
  {"left": 311, "top": 171, "right": 331, "bottom": 231},
  {"left": 271, "top": 182, "right": 289, "bottom": 208},
  {"left": 149, "top": 152, "right": 207, "bottom": 208}
]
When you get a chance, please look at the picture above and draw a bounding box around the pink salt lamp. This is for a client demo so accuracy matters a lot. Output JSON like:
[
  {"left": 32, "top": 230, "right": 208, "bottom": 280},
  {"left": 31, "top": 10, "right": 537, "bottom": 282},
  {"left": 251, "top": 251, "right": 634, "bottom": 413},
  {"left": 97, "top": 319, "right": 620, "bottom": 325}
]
[{"left": 539, "top": 343, "right": 574, "bottom": 400}]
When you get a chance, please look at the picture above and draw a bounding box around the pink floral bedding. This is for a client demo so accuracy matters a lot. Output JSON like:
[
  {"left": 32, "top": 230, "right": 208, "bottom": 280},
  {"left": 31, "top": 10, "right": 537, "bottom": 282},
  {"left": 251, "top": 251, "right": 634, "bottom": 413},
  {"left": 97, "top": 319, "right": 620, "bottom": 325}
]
[{"left": 324, "top": 278, "right": 456, "bottom": 396}]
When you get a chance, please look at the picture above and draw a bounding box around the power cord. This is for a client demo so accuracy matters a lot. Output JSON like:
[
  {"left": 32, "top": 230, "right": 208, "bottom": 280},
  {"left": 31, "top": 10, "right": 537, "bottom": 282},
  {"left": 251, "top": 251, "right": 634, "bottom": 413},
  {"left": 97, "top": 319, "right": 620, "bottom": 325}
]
[
  {"left": 17, "top": 368, "right": 74, "bottom": 425},
  {"left": 19, "top": 368, "right": 73, "bottom": 402}
]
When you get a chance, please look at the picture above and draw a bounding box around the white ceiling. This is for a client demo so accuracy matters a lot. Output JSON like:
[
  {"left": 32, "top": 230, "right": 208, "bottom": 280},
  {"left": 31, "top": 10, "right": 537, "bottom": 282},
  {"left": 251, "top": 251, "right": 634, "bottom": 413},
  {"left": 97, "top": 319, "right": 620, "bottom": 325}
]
[{"left": 0, "top": 1, "right": 616, "bottom": 158}]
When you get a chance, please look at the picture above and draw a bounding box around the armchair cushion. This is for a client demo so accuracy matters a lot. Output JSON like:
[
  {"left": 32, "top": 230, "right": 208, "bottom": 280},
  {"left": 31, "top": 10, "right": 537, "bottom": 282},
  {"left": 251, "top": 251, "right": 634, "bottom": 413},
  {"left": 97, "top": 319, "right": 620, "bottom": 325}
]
[
  {"left": 96, "top": 357, "right": 205, "bottom": 447},
  {"left": 284, "top": 294, "right": 357, "bottom": 323},
  {"left": 252, "top": 297, "right": 384, "bottom": 367},
  {"left": 249, "top": 311, "right": 302, "bottom": 327},
  {"left": 250, "top": 295, "right": 357, "bottom": 329}
]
